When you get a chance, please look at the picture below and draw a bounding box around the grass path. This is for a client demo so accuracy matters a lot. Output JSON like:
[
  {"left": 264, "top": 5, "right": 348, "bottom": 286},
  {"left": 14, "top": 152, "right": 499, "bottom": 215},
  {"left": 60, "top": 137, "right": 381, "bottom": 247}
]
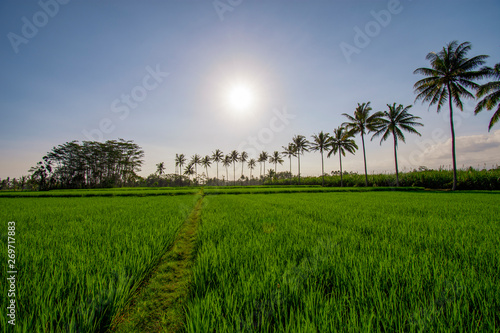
[{"left": 110, "top": 194, "right": 204, "bottom": 333}]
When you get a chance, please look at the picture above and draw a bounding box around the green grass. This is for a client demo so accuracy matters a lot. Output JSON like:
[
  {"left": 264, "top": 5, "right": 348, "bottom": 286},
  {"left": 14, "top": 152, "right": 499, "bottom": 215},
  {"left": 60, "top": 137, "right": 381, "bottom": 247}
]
[
  {"left": 0, "top": 195, "right": 199, "bottom": 332},
  {"left": 0, "top": 187, "right": 198, "bottom": 197},
  {"left": 185, "top": 192, "right": 500, "bottom": 332}
]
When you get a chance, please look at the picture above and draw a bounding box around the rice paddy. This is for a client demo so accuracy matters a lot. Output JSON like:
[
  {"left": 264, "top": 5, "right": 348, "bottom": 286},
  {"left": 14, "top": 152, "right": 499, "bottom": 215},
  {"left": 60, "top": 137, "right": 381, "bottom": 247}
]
[{"left": 1, "top": 188, "right": 499, "bottom": 332}]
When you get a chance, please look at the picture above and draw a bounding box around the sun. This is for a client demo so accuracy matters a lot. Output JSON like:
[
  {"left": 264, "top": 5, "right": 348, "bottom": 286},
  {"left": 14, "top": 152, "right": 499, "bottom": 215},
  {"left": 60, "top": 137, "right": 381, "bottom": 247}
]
[{"left": 227, "top": 84, "right": 254, "bottom": 111}]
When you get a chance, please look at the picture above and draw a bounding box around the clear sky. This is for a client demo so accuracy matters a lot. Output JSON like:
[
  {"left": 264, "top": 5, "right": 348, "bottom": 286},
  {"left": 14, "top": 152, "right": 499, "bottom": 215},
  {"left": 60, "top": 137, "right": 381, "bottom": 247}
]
[{"left": 1, "top": 0, "right": 499, "bottom": 179}]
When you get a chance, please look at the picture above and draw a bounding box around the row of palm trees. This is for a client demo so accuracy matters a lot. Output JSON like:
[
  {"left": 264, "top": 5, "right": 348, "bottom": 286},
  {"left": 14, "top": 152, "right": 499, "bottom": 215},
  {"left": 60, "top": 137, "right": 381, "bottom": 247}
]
[
  {"left": 161, "top": 101, "right": 424, "bottom": 187},
  {"left": 157, "top": 41, "right": 499, "bottom": 190}
]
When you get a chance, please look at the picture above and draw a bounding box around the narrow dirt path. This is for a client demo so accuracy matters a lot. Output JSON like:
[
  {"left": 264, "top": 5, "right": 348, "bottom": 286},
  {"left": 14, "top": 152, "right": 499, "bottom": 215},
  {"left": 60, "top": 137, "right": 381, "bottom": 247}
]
[{"left": 110, "top": 194, "right": 203, "bottom": 333}]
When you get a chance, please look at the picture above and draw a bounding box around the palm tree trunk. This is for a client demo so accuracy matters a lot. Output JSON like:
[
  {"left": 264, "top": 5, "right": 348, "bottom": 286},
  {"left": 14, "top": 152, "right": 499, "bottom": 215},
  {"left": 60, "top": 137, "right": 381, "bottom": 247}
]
[
  {"left": 298, "top": 154, "right": 301, "bottom": 185},
  {"left": 263, "top": 161, "right": 266, "bottom": 181},
  {"left": 393, "top": 131, "right": 399, "bottom": 187},
  {"left": 289, "top": 156, "right": 292, "bottom": 180},
  {"left": 206, "top": 166, "right": 209, "bottom": 180},
  {"left": 321, "top": 150, "right": 325, "bottom": 187},
  {"left": 216, "top": 162, "right": 219, "bottom": 186},
  {"left": 448, "top": 84, "right": 457, "bottom": 191},
  {"left": 361, "top": 132, "right": 368, "bottom": 187},
  {"left": 226, "top": 167, "right": 228, "bottom": 185},
  {"left": 233, "top": 162, "right": 236, "bottom": 184},
  {"left": 339, "top": 153, "right": 343, "bottom": 187}
]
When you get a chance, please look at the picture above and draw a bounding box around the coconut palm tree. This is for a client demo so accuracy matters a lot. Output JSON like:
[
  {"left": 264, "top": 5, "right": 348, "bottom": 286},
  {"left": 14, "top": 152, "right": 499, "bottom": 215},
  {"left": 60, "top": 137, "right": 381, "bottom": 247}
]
[
  {"left": 291, "top": 135, "right": 309, "bottom": 185},
  {"left": 191, "top": 154, "right": 202, "bottom": 183},
  {"left": 156, "top": 162, "right": 165, "bottom": 178},
  {"left": 269, "top": 151, "right": 284, "bottom": 176},
  {"left": 327, "top": 126, "right": 358, "bottom": 187},
  {"left": 342, "top": 102, "right": 383, "bottom": 187},
  {"left": 201, "top": 155, "right": 212, "bottom": 181},
  {"left": 310, "top": 131, "right": 331, "bottom": 186},
  {"left": 211, "top": 149, "right": 224, "bottom": 185},
  {"left": 371, "top": 104, "right": 423, "bottom": 186},
  {"left": 282, "top": 143, "right": 296, "bottom": 179},
  {"left": 240, "top": 151, "right": 248, "bottom": 178},
  {"left": 222, "top": 155, "right": 232, "bottom": 185},
  {"left": 247, "top": 158, "right": 257, "bottom": 179},
  {"left": 258, "top": 151, "right": 269, "bottom": 180},
  {"left": 184, "top": 163, "right": 195, "bottom": 181},
  {"left": 414, "top": 40, "right": 489, "bottom": 190},
  {"left": 475, "top": 63, "right": 500, "bottom": 131},
  {"left": 229, "top": 150, "right": 239, "bottom": 183},
  {"left": 175, "top": 154, "right": 186, "bottom": 185}
]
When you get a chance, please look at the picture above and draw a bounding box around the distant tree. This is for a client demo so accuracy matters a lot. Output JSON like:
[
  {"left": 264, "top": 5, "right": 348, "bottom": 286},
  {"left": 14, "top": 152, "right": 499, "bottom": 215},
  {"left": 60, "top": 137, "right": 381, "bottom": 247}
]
[
  {"left": 310, "top": 131, "right": 331, "bottom": 186},
  {"left": 371, "top": 103, "right": 423, "bottom": 186},
  {"left": 156, "top": 162, "right": 165, "bottom": 178},
  {"left": 475, "top": 63, "right": 500, "bottom": 131},
  {"left": 184, "top": 163, "right": 195, "bottom": 181},
  {"left": 327, "top": 126, "right": 358, "bottom": 187},
  {"left": 414, "top": 40, "right": 489, "bottom": 190},
  {"left": 240, "top": 151, "right": 248, "bottom": 179},
  {"left": 282, "top": 143, "right": 296, "bottom": 179},
  {"left": 291, "top": 135, "right": 309, "bottom": 185},
  {"left": 211, "top": 149, "right": 224, "bottom": 185},
  {"left": 229, "top": 150, "right": 239, "bottom": 183},
  {"left": 342, "top": 102, "right": 383, "bottom": 187},
  {"left": 269, "top": 151, "right": 284, "bottom": 176},
  {"left": 201, "top": 155, "right": 212, "bottom": 180},
  {"left": 222, "top": 155, "right": 232, "bottom": 185},
  {"left": 175, "top": 154, "right": 186, "bottom": 185},
  {"left": 190, "top": 154, "right": 202, "bottom": 183},
  {"left": 247, "top": 158, "right": 257, "bottom": 179},
  {"left": 258, "top": 151, "right": 269, "bottom": 180}
]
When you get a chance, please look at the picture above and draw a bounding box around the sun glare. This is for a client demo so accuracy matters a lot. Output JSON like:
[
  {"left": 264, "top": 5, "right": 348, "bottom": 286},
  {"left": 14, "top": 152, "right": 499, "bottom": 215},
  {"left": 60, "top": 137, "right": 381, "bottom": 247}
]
[{"left": 227, "top": 84, "right": 254, "bottom": 112}]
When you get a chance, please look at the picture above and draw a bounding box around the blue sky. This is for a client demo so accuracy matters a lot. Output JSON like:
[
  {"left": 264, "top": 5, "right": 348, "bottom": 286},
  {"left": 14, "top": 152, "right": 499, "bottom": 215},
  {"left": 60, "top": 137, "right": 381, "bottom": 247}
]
[{"left": 1, "top": 0, "right": 499, "bottom": 179}]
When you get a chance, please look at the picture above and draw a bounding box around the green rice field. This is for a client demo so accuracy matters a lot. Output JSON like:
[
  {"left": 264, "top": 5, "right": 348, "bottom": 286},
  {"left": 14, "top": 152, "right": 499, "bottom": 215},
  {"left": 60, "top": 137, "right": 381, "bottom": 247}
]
[{"left": 1, "top": 188, "right": 499, "bottom": 332}]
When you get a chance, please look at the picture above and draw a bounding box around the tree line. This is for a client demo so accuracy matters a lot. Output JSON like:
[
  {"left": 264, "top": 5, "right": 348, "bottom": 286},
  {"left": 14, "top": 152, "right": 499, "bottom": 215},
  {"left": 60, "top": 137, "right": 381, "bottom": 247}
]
[{"left": 23, "top": 139, "right": 144, "bottom": 190}]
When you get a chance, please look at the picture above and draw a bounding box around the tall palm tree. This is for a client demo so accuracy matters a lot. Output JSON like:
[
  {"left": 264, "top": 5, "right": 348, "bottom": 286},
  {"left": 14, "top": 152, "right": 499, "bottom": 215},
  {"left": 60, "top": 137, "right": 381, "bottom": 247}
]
[
  {"left": 310, "top": 131, "right": 331, "bottom": 186},
  {"left": 475, "top": 63, "right": 500, "bottom": 131},
  {"left": 211, "top": 149, "right": 224, "bottom": 185},
  {"left": 269, "top": 151, "right": 284, "bottom": 176},
  {"left": 240, "top": 151, "right": 248, "bottom": 178},
  {"left": 201, "top": 155, "right": 212, "bottom": 181},
  {"left": 282, "top": 143, "right": 296, "bottom": 179},
  {"left": 156, "top": 162, "right": 165, "bottom": 178},
  {"left": 247, "top": 158, "right": 256, "bottom": 179},
  {"left": 327, "top": 126, "right": 358, "bottom": 187},
  {"left": 414, "top": 40, "right": 489, "bottom": 190},
  {"left": 371, "top": 104, "right": 423, "bottom": 186},
  {"left": 258, "top": 151, "right": 269, "bottom": 180},
  {"left": 342, "top": 102, "right": 383, "bottom": 187},
  {"left": 175, "top": 154, "right": 186, "bottom": 184},
  {"left": 191, "top": 154, "right": 202, "bottom": 183},
  {"left": 222, "top": 155, "right": 232, "bottom": 185},
  {"left": 184, "top": 163, "right": 195, "bottom": 181},
  {"left": 291, "top": 135, "right": 309, "bottom": 185},
  {"left": 229, "top": 150, "right": 239, "bottom": 183}
]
